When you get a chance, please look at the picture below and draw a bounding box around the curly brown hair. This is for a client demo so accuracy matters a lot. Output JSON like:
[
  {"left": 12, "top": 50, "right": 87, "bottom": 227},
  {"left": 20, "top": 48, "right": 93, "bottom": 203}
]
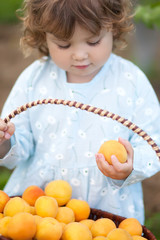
[{"left": 18, "top": 0, "right": 135, "bottom": 57}]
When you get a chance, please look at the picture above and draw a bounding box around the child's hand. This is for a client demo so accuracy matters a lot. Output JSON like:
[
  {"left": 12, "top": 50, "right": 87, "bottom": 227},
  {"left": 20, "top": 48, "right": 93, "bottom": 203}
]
[
  {"left": 0, "top": 119, "right": 15, "bottom": 145},
  {"left": 95, "top": 138, "right": 133, "bottom": 180}
]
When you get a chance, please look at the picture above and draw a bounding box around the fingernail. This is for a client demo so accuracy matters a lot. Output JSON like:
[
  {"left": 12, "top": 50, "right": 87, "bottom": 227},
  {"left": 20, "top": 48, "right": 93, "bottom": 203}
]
[{"left": 5, "top": 132, "right": 11, "bottom": 139}]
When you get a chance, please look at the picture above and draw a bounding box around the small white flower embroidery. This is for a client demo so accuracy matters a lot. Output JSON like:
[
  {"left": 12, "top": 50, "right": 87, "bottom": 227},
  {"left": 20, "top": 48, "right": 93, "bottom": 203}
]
[
  {"left": 67, "top": 117, "right": 72, "bottom": 125},
  {"left": 128, "top": 205, "right": 135, "bottom": 213},
  {"left": 55, "top": 154, "right": 64, "bottom": 160},
  {"left": 113, "top": 125, "right": 120, "bottom": 133},
  {"left": 39, "top": 87, "right": 47, "bottom": 95},
  {"left": 116, "top": 87, "right": 126, "bottom": 96},
  {"left": 124, "top": 72, "right": 133, "bottom": 79},
  {"left": 37, "top": 159, "right": 43, "bottom": 166},
  {"left": 85, "top": 152, "right": 93, "bottom": 158},
  {"left": 47, "top": 116, "right": 56, "bottom": 125},
  {"left": 145, "top": 108, "right": 153, "bottom": 116},
  {"left": 49, "top": 132, "right": 57, "bottom": 140},
  {"left": 147, "top": 162, "right": 153, "bottom": 169},
  {"left": 90, "top": 178, "right": 95, "bottom": 185},
  {"left": 38, "top": 136, "right": 43, "bottom": 143},
  {"left": 68, "top": 143, "right": 75, "bottom": 149},
  {"left": 61, "top": 168, "right": 68, "bottom": 176},
  {"left": 44, "top": 153, "right": 49, "bottom": 160},
  {"left": 35, "top": 121, "right": 42, "bottom": 130},
  {"left": 26, "top": 86, "right": 33, "bottom": 93},
  {"left": 120, "top": 194, "right": 127, "bottom": 201},
  {"left": 78, "top": 130, "right": 86, "bottom": 138},
  {"left": 50, "top": 71, "right": 57, "bottom": 79},
  {"left": 100, "top": 117, "right": 110, "bottom": 122},
  {"left": 71, "top": 178, "right": 81, "bottom": 186},
  {"left": 136, "top": 97, "right": 144, "bottom": 105},
  {"left": 100, "top": 139, "right": 109, "bottom": 145},
  {"left": 101, "top": 88, "right": 111, "bottom": 94},
  {"left": 50, "top": 144, "right": 56, "bottom": 153},
  {"left": 82, "top": 168, "right": 89, "bottom": 176},
  {"left": 126, "top": 98, "right": 133, "bottom": 106},
  {"left": 39, "top": 170, "right": 45, "bottom": 178},
  {"left": 69, "top": 89, "right": 74, "bottom": 99},
  {"left": 100, "top": 187, "right": 108, "bottom": 196},
  {"left": 61, "top": 129, "right": 67, "bottom": 137}
]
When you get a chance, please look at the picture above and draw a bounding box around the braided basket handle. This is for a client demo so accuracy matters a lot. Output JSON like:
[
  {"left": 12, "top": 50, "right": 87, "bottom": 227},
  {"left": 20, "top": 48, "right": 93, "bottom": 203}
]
[{"left": 3, "top": 98, "right": 160, "bottom": 161}]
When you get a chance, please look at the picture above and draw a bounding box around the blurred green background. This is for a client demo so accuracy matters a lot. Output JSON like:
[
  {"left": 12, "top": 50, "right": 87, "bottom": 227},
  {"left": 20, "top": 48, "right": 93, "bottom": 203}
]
[{"left": 0, "top": 1, "right": 160, "bottom": 239}]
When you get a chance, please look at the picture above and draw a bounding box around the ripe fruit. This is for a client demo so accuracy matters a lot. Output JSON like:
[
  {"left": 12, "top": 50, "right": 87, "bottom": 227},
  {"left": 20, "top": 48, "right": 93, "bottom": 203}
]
[
  {"left": 35, "top": 217, "right": 62, "bottom": 240},
  {"left": 56, "top": 206, "right": 75, "bottom": 224},
  {"left": 66, "top": 199, "right": 90, "bottom": 221},
  {"left": 0, "top": 216, "right": 11, "bottom": 238},
  {"left": 22, "top": 185, "right": 45, "bottom": 206},
  {"left": 98, "top": 140, "right": 127, "bottom": 164},
  {"left": 7, "top": 212, "right": 36, "bottom": 240},
  {"left": 132, "top": 236, "right": 148, "bottom": 240},
  {"left": 62, "top": 222, "right": 92, "bottom": 240},
  {"left": 118, "top": 218, "right": 143, "bottom": 236},
  {"left": 0, "top": 190, "right": 10, "bottom": 213},
  {"left": 35, "top": 195, "right": 58, "bottom": 218},
  {"left": 106, "top": 228, "right": 133, "bottom": 240},
  {"left": 45, "top": 180, "right": 72, "bottom": 206},
  {"left": 93, "top": 237, "right": 107, "bottom": 240},
  {"left": 3, "top": 197, "right": 30, "bottom": 217},
  {"left": 91, "top": 218, "right": 116, "bottom": 238},
  {"left": 80, "top": 219, "right": 94, "bottom": 230}
]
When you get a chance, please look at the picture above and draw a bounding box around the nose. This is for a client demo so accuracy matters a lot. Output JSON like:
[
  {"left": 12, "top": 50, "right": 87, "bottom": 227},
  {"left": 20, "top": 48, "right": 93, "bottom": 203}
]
[{"left": 72, "top": 49, "right": 88, "bottom": 61}]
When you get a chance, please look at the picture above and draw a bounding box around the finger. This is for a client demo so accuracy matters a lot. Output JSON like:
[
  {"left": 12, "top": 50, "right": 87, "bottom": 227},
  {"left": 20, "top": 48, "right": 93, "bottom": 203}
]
[
  {"left": 0, "top": 119, "right": 7, "bottom": 131},
  {"left": 4, "top": 122, "right": 15, "bottom": 139},
  {"left": 111, "top": 155, "right": 124, "bottom": 169},
  {"left": 95, "top": 153, "right": 114, "bottom": 176},
  {"left": 118, "top": 137, "right": 133, "bottom": 163},
  {"left": 0, "top": 130, "right": 5, "bottom": 139}
]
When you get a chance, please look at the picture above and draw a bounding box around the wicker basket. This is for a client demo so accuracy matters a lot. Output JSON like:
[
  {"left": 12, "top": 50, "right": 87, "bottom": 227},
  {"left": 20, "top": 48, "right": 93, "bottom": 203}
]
[{"left": 1, "top": 98, "right": 160, "bottom": 240}]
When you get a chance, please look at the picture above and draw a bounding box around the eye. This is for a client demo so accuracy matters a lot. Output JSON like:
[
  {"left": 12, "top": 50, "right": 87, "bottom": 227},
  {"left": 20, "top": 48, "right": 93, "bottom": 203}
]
[
  {"left": 87, "top": 39, "right": 101, "bottom": 46},
  {"left": 57, "top": 44, "right": 70, "bottom": 49}
]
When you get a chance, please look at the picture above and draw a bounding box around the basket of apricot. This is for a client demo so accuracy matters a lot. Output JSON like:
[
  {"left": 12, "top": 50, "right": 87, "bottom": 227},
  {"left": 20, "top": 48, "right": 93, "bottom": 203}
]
[{"left": 0, "top": 179, "right": 156, "bottom": 240}]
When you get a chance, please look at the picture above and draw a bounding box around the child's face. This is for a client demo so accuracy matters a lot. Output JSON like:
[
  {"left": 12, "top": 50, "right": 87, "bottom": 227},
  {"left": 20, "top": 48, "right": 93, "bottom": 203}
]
[{"left": 46, "top": 24, "right": 113, "bottom": 83}]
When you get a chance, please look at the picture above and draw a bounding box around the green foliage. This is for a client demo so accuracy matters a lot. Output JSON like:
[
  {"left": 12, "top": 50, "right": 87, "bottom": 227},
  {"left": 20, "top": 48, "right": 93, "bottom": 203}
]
[
  {"left": 0, "top": 0, "right": 23, "bottom": 23},
  {"left": 145, "top": 212, "right": 160, "bottom": 240},
  {"left": 0, "top": 167, "right": 12, "bottom": 190},
  {"left": 135, "top": 1, "right": 160, "bottom": 29}
]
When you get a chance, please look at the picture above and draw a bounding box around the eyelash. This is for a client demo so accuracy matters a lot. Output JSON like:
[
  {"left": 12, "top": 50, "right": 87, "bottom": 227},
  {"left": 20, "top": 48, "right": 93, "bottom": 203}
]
[
  {"left": 87, "top": 40, "right": 101, "bottom": 46},
  {"left": 57, "top": 40, "right": 101, "bottom": 49}
]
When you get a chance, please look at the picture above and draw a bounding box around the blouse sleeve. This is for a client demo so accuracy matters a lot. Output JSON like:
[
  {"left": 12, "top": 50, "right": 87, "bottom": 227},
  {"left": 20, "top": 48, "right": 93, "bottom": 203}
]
[
  {"left": 0, "top": 61, "right": 40, "bottom": 169},
  {"left": 108, "top": 67, "right": 160, "bottom": 188}
]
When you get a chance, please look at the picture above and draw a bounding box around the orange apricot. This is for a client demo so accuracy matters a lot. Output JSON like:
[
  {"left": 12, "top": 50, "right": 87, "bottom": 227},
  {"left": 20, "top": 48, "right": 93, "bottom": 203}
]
[
  {"left": 66, "top": 199, "right": 90, "bottom": 222},
  {"left": 118, "top": 218, "right": 143, "bottom": 236},
  {"left": 7, "top": 212, "right": 36, "bottom": 240},
  {"left": 98, "top": 140, "right": 127, "bottom": 164},
  {"left": 45, "top": 180, "right": 72, "bottom": 206},
  {"left": 22, "top": 185, "right": 45, "bottom": 206},
  {"left": 0, "top": 190, "right": 10, "bottom": 213},
  {"left": 35, "top": 195, "right": 58, "bottom": 218}
]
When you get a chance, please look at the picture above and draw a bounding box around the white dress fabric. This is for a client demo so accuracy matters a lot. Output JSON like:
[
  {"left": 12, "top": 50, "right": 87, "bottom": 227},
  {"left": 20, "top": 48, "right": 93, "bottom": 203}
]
[{"left": 1, "top": 53, "right": 160, "bottom": 224}]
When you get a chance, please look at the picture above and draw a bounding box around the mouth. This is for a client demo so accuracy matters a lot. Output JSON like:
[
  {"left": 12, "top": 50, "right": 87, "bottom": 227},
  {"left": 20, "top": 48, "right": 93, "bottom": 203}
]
[{"left": 74, "top": 64, "right": 90, "bottom": 69}]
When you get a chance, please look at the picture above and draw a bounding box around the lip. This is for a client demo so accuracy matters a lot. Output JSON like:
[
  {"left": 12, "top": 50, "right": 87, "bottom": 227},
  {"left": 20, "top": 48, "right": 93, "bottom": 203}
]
[{"left": 74, "top": 64, "right": 90, "bottom": 69}]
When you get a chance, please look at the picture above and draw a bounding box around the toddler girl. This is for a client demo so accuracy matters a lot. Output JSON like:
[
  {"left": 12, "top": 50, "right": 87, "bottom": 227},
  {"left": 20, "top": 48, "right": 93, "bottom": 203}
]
[{"left": 0, "top": 0, "right": 160, "bottom": 224}]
